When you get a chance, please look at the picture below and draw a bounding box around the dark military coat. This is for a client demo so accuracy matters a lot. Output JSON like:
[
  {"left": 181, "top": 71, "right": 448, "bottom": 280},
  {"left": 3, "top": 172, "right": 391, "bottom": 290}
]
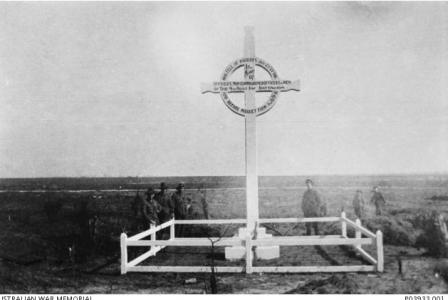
[
  {"left": 143, "top": 199, "right": 161, "bottom": 225},
  {"left": 370, "top": 191, "right": 386, "bottom": 207},
  {"left": 301, "top": 189, "right": 326, "bottom": 217},
  {"left": 155, "top": 191, "right": 174, "bottom": 215},
  {"left": 171, "top": 191, "right": 188, "bottom": 219}
]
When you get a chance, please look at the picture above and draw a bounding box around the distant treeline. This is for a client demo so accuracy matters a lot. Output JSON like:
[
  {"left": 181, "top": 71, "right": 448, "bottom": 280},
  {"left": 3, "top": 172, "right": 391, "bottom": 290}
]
[{"left": 0, "top": 174, "right": 447, "bottom": 191}]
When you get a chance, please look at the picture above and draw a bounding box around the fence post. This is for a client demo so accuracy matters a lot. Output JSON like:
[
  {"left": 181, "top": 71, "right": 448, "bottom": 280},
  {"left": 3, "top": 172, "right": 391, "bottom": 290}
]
[
  {"left": 341, "top": 211, "right": 347, "bottom": 238},
  {"left": 150, "top": 223, "right": 156, "bottom": 251},
  {"left": 355, "top": 218, "right": 362, "bottom": 248},
  {"left": 376, "top": 230, "right": 384, "bottom": 272},
  {"left": 120, "top": 232, "right": 128, "bottom": 275},
  {"left": 170, "top": 217, "right": 175, "bottom": 240},
  {"left": 245, "top": 235, "right": 253, "bottom": 274}
]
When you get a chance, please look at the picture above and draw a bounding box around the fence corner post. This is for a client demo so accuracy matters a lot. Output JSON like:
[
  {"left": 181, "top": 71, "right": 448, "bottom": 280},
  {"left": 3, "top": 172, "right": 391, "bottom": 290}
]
[
  {"left": 170, "top": 217, "right": 175, "bottom": 240},
  {"left": 355, "top": 218, "right": 362, "bottom": 248},
  {"left": 376, "top": 230, "right": 384, "bottom": 272},
  {"left": 245, "top": 235, "right": 253, "bottom": 274},
  {"left": 341, "top": 211, "right": 347, "bottom": 238},
  {"left": 120, "top": 232, "right": 128, "bottom": 275},
  {"left": 150, "top": 223, "right": 156, "bottom": 251}
]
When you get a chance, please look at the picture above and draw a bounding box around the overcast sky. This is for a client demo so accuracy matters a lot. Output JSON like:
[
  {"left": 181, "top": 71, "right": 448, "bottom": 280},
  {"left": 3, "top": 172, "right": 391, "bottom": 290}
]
[{"left": 0, "top": 2, "right": 447, "bottom": 177}]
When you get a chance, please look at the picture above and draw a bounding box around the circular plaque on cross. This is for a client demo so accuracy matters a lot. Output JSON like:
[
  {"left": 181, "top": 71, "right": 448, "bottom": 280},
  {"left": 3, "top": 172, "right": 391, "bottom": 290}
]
[{"left": 220, "top": 57, "right": 280, "bottom": 117}]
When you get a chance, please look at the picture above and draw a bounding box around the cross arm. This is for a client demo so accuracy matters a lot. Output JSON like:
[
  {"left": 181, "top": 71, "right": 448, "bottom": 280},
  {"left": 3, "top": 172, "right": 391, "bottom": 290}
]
[{"left": 200, "top": 82, "right": 215, "bottom": 94}]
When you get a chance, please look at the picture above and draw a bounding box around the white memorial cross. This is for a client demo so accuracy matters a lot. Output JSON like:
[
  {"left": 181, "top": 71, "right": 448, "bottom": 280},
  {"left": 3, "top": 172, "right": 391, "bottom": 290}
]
[{"left": 201, "top": 27, "right": 300, "bottom": 234}]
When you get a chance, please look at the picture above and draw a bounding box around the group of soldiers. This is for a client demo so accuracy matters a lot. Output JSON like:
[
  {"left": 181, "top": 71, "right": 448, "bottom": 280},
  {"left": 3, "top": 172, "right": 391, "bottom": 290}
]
[
  {"left": 352, "top": 185, "right": 386, "bottom": 218},
  {"left": 132, "top": 182, "right": 209, "bottom": 236},
  {"left": 133, "top": 179, "right": 387, "bottom": 237},
  {"left": 132, "top": 182, "right": 192, "bottom": 230},
  {"left": 301, "top": 179, "right": 386, "bottom": 235}
]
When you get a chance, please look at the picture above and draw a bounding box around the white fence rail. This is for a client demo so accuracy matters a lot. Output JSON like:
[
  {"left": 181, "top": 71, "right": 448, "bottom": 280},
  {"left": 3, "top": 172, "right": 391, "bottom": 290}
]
[
  {"left": 259, "top": 217, "right": 340, "bottom": 223},
  {"left": 120, "top": 213, "right": 384, "bottom": 274},
  {"left": 128, "top": 219, "right": 175, "bottom": 241},
  {"left": 174, "top": 219, "right": 246, "bottom": 225}
]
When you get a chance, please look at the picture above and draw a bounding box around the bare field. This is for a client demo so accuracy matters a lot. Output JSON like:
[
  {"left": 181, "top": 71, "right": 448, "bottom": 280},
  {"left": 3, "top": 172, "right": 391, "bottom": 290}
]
[{"left": 0, "top": 175, "right": 448, "bottom": 293}]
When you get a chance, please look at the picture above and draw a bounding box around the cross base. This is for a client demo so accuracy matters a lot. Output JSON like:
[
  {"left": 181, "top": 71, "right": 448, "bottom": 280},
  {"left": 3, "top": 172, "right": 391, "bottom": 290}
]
[{"left": 224, "top": 226, "right": 280, "bottom": 261}]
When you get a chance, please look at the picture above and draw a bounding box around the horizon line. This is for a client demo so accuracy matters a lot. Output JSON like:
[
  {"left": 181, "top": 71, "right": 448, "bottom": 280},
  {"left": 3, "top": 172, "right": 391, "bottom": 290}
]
[{"left": 1, "top": 171, "right": 448, "bottom": 180}]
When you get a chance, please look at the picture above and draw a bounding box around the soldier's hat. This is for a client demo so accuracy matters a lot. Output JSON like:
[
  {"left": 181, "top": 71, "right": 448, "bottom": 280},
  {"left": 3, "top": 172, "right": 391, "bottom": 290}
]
[
  {"left": 146, "top": 187, "right": 155, "bottom": 195},
  {"left": 305, "top": 179, "right": 313, "bottom": 184},
  {"left": 177, "top": 182, "right": 185, "bottom": 190},
  {"left": 160, "top": 182, "right": 168, "bottom": 190}
]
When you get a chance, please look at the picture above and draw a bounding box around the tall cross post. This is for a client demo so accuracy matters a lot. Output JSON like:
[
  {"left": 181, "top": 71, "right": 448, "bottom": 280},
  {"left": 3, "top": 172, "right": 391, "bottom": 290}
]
[
  {"left": 201, "top": 27, "right": 300, "bottom": 246},
  {"left": 243, "top": 26, "right": 259, "bottom": 233}
]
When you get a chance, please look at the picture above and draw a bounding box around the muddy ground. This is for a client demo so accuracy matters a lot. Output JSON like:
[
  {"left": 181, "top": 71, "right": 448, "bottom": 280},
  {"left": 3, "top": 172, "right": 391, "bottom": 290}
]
[{"left": 1, "top": 244, "right": 447, "bottom": 293}]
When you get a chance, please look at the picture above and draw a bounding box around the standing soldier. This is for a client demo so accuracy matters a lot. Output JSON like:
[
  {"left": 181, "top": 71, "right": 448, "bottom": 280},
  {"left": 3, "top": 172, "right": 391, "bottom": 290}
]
[
  {"left": 197, "top": 187, "right": 210, "bottom": 219},
  {"left": 301, "top": 179, "right": 326, "bottom": 235},
  {"left": 370, "top": 186, "right": 386, "bottom": 216},
  {"left": 172, "top": 183, "right": 188, "bottom": 220},
  {"left": 142, "top": 188, "right": 161, "bottom": 227},
  {"left": 131, "top": 191, "right": 146, "bottom": 231},
  {"left": 352, "top": 190, "right": 365, "bottom": 219},
  {"left": 155, "top": 182, "right": 173, "bottom": 239},
  {"left": 171, "top": 183, "right": 191, "bottom": 236},
  {"left": 155, "top": 182, "right": 174, "bottom": 224}
]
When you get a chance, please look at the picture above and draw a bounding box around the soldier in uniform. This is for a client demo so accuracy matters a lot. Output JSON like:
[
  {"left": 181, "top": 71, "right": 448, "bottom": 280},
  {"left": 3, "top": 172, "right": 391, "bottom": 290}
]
[
  {"left": 155, "top": 182, "right": 173, "bottom": 239},
  {"left": 142, "top": 188, "right": 161, "bottom": 227},
  {"left": 171, "top": 183, "right": 191, "bottom": 236},
  {"left": 370, "top": 186, "right": 386, "bottom": 216},
  {"left": 155, "top": 182, "right": 174, "bottom": 224},
  {"left": 352, "top": 190, "right": 365, "bottom": 219},
  {"left": 172, "top": 183, "right": 188, "bottom": 220},
  {"left": 197, "top": 187, "right": 209, "bottom": 219},
  {"left": 301, "top": 179, "right": 326, "bottom": 235}
]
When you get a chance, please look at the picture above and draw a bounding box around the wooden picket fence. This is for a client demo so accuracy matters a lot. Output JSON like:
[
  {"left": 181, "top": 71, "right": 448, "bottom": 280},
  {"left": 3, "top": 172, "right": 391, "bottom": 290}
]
[{"left": 120, "top": 212, "right": 383, "bottom": 274}]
